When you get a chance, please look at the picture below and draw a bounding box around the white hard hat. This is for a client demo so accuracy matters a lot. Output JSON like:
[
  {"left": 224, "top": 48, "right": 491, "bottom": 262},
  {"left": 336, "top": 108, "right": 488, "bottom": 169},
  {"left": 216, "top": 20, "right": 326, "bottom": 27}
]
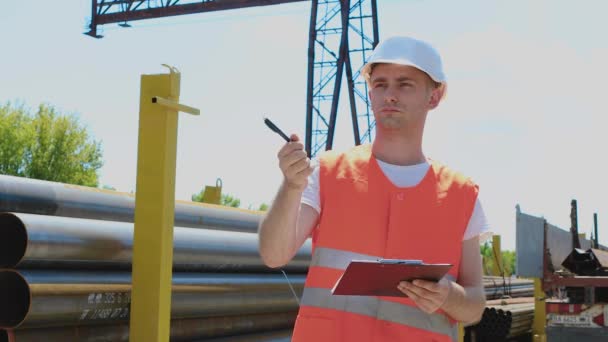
[{"left": 361, "top": 36, "right": 446, "bottom": 85}]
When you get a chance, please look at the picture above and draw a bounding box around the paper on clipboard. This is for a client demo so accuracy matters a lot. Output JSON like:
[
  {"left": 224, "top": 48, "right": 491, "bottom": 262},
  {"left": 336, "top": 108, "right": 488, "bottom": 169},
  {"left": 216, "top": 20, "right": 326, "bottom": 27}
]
[{"left": 331, "top": 259, "right": 452, "bottom": 297}]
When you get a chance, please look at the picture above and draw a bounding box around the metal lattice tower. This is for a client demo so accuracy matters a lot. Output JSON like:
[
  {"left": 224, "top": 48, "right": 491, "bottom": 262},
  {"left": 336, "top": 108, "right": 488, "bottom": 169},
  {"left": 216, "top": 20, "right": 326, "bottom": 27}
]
[
  {"left": 86, "top": 0, "right": 378, "bottom": 157},
  {"left": 305, "top": 0, "right": 378, "bottom": 156},
  {"left": 347, "top": 0, "right": 379, "bottom": 149}
]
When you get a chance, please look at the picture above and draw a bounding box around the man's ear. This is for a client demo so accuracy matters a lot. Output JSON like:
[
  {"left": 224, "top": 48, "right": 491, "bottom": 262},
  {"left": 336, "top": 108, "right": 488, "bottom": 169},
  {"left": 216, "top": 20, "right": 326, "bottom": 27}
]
[{"left": 428, "top": 85, "right": 445, "bottom": 110}]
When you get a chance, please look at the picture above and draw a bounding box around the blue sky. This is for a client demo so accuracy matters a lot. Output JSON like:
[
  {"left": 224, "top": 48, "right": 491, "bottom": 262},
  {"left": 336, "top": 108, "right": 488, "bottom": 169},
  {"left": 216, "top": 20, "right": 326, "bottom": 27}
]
[{"left": 1, "top": 0, "right": 607, "bottom": 250}]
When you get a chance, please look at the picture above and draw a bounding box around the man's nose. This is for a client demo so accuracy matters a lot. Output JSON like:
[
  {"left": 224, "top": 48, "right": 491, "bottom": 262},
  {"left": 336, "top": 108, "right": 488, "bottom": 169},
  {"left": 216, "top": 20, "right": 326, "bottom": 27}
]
[{"left": 384, "top": 86, "right": 398, "bottom": 103}]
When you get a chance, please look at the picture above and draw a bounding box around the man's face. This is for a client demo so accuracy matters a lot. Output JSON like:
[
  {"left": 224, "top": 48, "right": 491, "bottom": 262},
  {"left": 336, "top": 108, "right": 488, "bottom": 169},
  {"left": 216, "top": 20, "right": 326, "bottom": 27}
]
[{"left": 368, "top": 63, "right": 441, "bottom": 130}]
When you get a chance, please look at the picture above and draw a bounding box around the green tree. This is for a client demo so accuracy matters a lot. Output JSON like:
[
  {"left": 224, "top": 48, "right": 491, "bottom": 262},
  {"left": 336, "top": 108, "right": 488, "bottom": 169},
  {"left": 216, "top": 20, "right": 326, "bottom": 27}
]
[
  {"left": 480, "top": 242, "right": 495, "bottom": 275},
  {"left": 0, "top": 104, "right": 31, "bottom": 175},
  {"left": 480, "top": 242, "right": 517, "bottom": 277},
  {"left": 0, "top": 102, "right": 103, "bottom": 186},
  {"left": 248, "top": 203, "right": 269, "bottom": 211},
  {"left": 220, "top": 194, "right": 240, "bottom": 208},
  {"left": 501, "top": 250, "right": 517, "bottom": 276},
  {"left": 191, "top": 191, "right": 203, "bottom": 203}
]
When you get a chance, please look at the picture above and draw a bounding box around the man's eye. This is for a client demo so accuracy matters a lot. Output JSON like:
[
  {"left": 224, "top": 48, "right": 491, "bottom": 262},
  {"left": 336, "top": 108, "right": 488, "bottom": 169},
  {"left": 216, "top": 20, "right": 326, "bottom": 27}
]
[
  {"left": 400, "top": 83, "right": 412, "bottom": 87},
  {"left": 374, "top": 83, "right": 386, "bottom": 88}
]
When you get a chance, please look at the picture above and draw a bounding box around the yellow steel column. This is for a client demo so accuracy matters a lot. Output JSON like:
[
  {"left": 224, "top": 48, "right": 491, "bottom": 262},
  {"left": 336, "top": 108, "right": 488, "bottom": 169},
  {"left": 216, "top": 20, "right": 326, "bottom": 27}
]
[
  {"left": 457, "top": 322, "right": 465, "bottom": 342},
  {"left": 532, "top": 278, "right": 547, "bottom": 342},
  {"left": 129, "top": 65, "right": 198, "bottom": 342},
  {"left": 491, "top": 235, "right": 503, "bottom": 276}
]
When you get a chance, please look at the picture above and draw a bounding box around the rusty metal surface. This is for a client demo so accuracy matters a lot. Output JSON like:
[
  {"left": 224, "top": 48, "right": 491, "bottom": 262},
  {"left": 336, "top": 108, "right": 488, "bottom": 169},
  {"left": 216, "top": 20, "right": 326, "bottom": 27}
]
[
  {"left": 0, "top": 269, "right": 304, "bottom": 329},
  {"left": 544, "top": 275, "right": 608, "bottom": 288},
  {"left": 561, "top": 248, "right": 608, "bottom": 276},
  {"left": 543, "top": 221, "right": 608, "bottom": 290}
]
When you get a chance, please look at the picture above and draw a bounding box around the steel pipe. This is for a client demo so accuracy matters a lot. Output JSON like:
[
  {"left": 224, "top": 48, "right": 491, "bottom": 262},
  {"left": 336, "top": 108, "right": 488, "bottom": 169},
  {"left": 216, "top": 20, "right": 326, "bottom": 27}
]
[
  {"left": 485, "top": 289, "right": 533, "bottom": 299},
  {"left": 204, "top": 329, "right": 293, "bottom": 342},
  {"left": 0, "top": 270, "right": 304, "bottom": 329},
  {"left": 1, "top": 312, "right": 296, "bottom": 342},
  {"left": 510, "top": 320, "right": 532, "bottom": 330},
  {"left": 470, "top": 301, "right": 535, "bottom": 340},
  {"left": 511, "top": 315, "right": 534, "bottom": 324},
  {"left": 507, "top": 328, "right": 532, "bottom": 339},
  {"left": 0, "top": 175, "right": 260, "bottom": 233},
  {"left": 0, "top": 212, "right": 310, "bottom": 272}
]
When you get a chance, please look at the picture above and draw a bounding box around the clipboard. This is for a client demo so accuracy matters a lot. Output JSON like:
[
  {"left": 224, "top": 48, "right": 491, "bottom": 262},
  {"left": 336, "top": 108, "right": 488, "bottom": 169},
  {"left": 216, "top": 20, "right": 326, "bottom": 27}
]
[{"left": 331, "top": 259, "right": 452, "bottom": 297}]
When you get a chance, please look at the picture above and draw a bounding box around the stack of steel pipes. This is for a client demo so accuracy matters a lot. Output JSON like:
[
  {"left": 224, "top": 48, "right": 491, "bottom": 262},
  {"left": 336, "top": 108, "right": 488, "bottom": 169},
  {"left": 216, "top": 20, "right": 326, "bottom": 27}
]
[
  {"left": 0, "top": 175, "right": 308, "bottom": 341},
  {"left": 464, "top": 298, "right": 535, "bottom": 341},
  {"left": 483, "top": 276, "right": 534, "bottom": 300}
]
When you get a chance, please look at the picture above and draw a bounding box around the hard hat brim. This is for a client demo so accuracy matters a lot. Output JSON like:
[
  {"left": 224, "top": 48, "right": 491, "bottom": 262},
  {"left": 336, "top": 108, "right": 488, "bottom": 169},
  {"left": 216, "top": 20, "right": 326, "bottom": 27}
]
[{"left": 361, "top": 58, "right": 446, "bottom": 85}]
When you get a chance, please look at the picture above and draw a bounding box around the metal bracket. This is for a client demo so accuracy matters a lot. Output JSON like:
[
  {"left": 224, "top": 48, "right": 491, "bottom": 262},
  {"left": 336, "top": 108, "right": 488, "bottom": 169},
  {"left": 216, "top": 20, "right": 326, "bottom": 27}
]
[
  {"left": 151, "top": 96, "right": 199, "bottom": 115},
  {"left": 150, "top": 64, "right": 200, "bottom": 116}
]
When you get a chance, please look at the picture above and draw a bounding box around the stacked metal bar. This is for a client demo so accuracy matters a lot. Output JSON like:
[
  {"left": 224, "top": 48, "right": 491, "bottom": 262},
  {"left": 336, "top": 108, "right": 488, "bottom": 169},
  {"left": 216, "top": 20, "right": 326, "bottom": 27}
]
[
  {"left": 0, "top": 175, "right": 308, "bottom": 341},
  {"left": 465, "top": 298, "right": 535, "bottom": 341},
  {"left": 483, "top": 276, "right": 534, "bottom": 300},
  {"left": 463, "top": 277, "right": 535, "bottom": 340}
]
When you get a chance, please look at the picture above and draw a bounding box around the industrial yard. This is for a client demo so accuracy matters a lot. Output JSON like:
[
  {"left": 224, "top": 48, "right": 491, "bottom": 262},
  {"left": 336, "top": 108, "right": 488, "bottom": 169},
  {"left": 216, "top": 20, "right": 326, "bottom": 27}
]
[{"left": 1, "top": 1, "right": 607, "bottom": 341}]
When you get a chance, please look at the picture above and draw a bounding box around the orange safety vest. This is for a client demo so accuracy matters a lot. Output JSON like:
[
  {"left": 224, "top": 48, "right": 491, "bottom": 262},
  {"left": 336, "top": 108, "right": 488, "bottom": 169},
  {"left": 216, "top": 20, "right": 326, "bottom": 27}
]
[{"left": 292, "top": 144, "right": 478, "bottom": 342}]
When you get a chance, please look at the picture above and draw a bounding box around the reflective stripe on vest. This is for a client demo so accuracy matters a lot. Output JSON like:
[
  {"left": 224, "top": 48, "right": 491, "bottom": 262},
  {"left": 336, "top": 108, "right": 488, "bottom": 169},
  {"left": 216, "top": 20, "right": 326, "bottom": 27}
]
[
  {"left": 301, "top": 287, "right": 458, "bottom": 341},
  {"left": 302, "top": 246, "right": 458, "bottom": 340}
]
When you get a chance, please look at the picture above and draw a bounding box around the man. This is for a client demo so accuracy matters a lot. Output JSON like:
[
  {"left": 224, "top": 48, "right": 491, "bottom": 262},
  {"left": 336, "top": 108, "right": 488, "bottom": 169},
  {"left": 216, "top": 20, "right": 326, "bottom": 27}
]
[{"left": 258, "top": 36, "right": 489, "bottom": 341}]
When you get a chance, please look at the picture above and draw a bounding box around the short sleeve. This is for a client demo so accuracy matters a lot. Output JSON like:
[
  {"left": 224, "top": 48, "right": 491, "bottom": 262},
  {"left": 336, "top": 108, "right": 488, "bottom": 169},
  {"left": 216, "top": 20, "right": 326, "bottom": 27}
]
[
  {"left": 462, "top": 196, "right": 492, "bottom": 242},
  {"left": 301, "top": 160, "right": 321, "bottom": 213}
]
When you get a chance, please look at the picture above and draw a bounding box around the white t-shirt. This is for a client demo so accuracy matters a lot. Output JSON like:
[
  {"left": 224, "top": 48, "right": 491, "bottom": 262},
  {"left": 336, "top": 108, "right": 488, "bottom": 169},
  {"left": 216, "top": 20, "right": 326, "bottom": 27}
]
[{"left": 301, "top": 159, "right": 491, "bottom": 242}]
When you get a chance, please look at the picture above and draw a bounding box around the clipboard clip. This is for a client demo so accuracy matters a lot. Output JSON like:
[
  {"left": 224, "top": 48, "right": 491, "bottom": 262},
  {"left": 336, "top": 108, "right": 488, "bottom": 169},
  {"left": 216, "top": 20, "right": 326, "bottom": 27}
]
[{"left": 378, "top": 259, "right": 423, "bottom": 265}]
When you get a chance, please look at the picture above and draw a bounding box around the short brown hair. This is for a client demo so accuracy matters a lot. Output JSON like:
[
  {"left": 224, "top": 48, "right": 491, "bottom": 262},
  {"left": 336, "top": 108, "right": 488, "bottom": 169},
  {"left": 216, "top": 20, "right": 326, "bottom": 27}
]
[{"left": 366, "top": 63, "right": 441, "bottom": 90}]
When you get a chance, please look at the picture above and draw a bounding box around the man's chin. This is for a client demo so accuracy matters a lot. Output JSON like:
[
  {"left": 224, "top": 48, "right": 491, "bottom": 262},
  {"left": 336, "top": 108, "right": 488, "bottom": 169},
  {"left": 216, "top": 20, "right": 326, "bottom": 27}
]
[{"left": 377, "top": 118, "right": 403, "bottom": 129}]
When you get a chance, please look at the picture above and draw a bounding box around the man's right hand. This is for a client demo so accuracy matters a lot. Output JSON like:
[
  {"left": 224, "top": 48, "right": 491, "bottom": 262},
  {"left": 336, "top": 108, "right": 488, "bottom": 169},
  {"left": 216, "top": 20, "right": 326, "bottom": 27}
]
[
  {"left": 260, "top": 133, "right": 319, "bottom": 268},
  {"left": 277, "top": 134, "right": 314, "bottom": 191}
]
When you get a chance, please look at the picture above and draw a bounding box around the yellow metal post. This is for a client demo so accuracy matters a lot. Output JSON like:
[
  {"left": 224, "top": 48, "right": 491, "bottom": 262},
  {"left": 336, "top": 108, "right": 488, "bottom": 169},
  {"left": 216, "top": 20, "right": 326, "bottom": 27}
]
[
  {"left": 532, "top": 278, "right": 547, "bottom": 342},
  {"left": 457, "top": 322, "right": 465, "bottom": 342},
  {"left": 129, "top": 65, "right": 198, "bottom": 342},
  {"left": 491, "top": 235, "right": 503, "bottom": 276}
]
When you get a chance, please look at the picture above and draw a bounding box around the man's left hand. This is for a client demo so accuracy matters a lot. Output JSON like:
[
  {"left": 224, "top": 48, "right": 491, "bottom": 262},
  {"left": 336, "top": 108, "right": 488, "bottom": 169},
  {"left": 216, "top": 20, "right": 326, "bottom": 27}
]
[{"left": 397, "top": 277, "right": 452, "bottom": 314}]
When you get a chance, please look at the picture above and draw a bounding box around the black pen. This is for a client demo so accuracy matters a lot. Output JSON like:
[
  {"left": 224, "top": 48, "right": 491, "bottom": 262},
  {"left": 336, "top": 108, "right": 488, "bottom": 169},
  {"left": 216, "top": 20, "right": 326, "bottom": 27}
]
[{"left": 264, "top": 117, "right": 291, "bottom": 142}]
